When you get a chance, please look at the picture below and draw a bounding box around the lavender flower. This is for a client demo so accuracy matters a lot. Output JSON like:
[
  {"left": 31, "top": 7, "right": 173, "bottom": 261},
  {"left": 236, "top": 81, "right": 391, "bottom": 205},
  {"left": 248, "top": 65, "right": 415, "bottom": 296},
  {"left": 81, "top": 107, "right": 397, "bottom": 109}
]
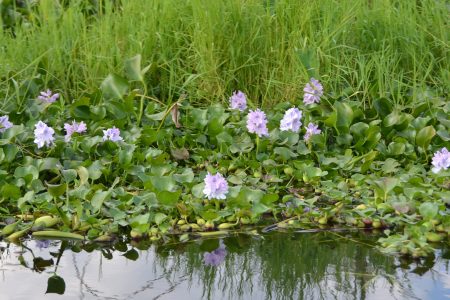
[
  {"left": 246, "top": 109, "right": 269, "bottom": 137},
  {"left": 0, "top": 115, "right": 13, "bottom": 133},
  {"left": 102, "top": 127, "right": 123, "bottom": 142},
  {"left": 229, "top": 90, "right": 247, "bottom": 111},
  {"left": 203, "top": 241, "right": 227, "bottom": 267},
  {"left": 64, "top": 120, "right": 87, "bottom": 142},
  {"left": 203, "top": 172, "right": 229, "bottom": 200},
  {"left": 35, "top": 239, "right": 50, "bottom": 249},
  {"left": 37, "top": 89, "right": 59, "bottom": 103},
  {"left": 303, "top": 78, "right": 323, "bottom": 105},
  {"left": 280, "top": 107, "right": 302, "bottom": 132},
  {"left": 34, "top": 121, "right": 55, "bottom": 148},
  {"left": 431, "top": 147, "right": 450, "bottom": 173},
  {"left": 304, "top": 122, "right": 321, "bottom": 141}
]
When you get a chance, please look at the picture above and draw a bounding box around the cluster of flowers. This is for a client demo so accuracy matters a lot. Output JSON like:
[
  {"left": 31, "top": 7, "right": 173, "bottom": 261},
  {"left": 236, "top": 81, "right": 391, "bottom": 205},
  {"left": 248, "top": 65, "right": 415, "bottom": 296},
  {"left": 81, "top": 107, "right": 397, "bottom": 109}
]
[
  {"left": 0, "top": 90, "right": 123, "bottom": 148},
  {"left": 0, "top": 83, "right": 448, "bottom": 203},
  {"left": 230, "top": 78, "right": 322, "bottom": 141},
  {"left": 203, "top": 78, "right": 450, "bottom": 200}
]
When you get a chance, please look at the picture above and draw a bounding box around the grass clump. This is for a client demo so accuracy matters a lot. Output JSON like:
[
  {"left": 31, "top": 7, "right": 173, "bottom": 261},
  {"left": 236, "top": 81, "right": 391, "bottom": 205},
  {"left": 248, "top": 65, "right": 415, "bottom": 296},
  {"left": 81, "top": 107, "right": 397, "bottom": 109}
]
[{"left": 0, "top": 0, "right": 448, "bottom": 108}]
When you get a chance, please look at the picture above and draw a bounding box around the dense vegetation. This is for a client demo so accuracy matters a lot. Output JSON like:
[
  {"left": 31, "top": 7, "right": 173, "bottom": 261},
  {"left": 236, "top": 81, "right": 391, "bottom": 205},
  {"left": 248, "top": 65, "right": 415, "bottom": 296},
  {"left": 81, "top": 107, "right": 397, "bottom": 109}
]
[{"left": 0, "top": 0, "right": 449, "bottom": 258}]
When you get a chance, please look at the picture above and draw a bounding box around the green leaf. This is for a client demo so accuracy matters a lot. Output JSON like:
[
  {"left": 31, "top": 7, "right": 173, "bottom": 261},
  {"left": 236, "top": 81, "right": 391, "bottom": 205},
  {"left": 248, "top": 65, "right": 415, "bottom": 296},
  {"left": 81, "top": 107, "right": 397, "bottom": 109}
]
[
  {"left": 335, "top": 102, "right": 354, "bottom": 131},
  {"left": 62, "top": 169, "right": 77, "bottom": 183},
  {"left": 118, "top": 144, "right": 136, "bottom": 166},
  {"left": 415, "top": 125, "right": 436, "bottom": 149},
  {"left": 87, "top": 161, "right": 103, "bottom": 180},
  {"left": 373, "top": 98, "right": 393, "bottom": 118},
  {"left": 252, "top": 202, "right": 270, "bottom": 215},
  {"left": 100, "top": 74, "right": 129, "bottom": 100},
  {"left": 77, "top": 167, "right": 89, "bottom": 185},
  {"left": 18, "top": 191, "right": 35, "bottom": 208},
  {"left": 124, "top": 54, "right": 144, "bottom": 82},
  {"left": 1, "top": 184, "right": 21, "bottom": 199},
  {"left": 173, "top": 168, "right": 194, "bottom": 183},
  {"left": 274, "top": 147, "right": 298, "bottom": 161},
  {"left": 419, "top": 202, "right": 438, "bottom": 220},
  {"left": 207, "top": 118, "right": 224, "bottom": 137},
  {"left": 157, "top": 190, "right": 181, "bottom": 207},
  {"left": 14, "top": 165, "right": 39, "bottom": 182},
  {"left": 150, "top": 176, "right": 176, "bottom": 192},
  {"left": 47, "top": 183, "right": 67, "bottom": 198},
  {"left": 46, "top": 275, "right": 65, "bottom": 295},
  {"left": 91, "top": 190, "right": 111, "bottom": 213},
  {"left": 154, "top": 213, "right": 168, "bottom": 225}
]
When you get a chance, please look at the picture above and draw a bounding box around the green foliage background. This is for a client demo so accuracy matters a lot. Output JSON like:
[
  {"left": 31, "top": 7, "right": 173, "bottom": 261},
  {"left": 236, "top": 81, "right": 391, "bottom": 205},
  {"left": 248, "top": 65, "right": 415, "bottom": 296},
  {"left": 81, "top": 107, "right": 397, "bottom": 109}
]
[{"left": 0, "top": 0, "right": 448, "bottom": 107}]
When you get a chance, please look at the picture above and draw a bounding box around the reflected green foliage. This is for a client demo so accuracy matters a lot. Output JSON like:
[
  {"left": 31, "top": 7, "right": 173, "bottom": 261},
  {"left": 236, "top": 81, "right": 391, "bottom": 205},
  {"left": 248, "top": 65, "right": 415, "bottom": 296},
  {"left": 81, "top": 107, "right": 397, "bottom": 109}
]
[{"left": 1, "top": 233, "right": 448, "bottom": 299}]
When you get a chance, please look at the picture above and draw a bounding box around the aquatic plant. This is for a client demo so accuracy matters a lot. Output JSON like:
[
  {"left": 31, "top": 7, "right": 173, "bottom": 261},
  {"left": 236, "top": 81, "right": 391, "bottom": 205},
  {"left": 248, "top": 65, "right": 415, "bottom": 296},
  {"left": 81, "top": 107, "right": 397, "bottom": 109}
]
[
  {"left": 246, "top": 109, "right": 269, "bottom": 137},
  {"left": 229, "top": 91, "right": 247, "bottom": 111},
  {"left": 33, "top": 121, "right": 55, "bottom": 148},
  {"left": 280, "top": 107, "right": 302, "bottom": 132},
  {"left": 203, "top": 173, "right": 229, "bottom": 200}
]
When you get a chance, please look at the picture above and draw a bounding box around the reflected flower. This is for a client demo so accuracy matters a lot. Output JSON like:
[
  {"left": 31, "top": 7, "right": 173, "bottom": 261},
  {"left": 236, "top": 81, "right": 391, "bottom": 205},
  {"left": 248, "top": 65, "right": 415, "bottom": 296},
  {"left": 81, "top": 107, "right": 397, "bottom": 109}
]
[
  {"left": 304, "top": 122, "right": 321, "bottom": 141},
  {"left": 35, "top": 239, "right": 50, "bottom": 249},
  {"left": 102, "top": 126, "right": 123, "bottom": 142},
  {"left": 280, "top": 107, "right": 302, "bottom": 132},
  {"left": 38, "top": 89, "right": 59, "bottom": 103},
  {"left": 203, "top": 172, "right": 228, "bottom": 200},
  {"left": 247, "top": 109, "right": 269, "bottom": 137},
  {"left": 34, "top": 121, "right": 55, "bottom": 148},
  {"left": 431, "top": 147, "right": 450, "bottom": 173},
  {"left": 203, "top": 241, "right": 227, "bottom": 266},
  {"left": 0, "top": 115, "right": 13, "bottom": 133},
  {"left": 303, "top": 78, "right": 323, "bottom": 105},
  {"left": 64, "top": 120, "right": 87, "bottom": 142},
  {"left": 229, "top": 90, "right": 247, "bottom": 111}
]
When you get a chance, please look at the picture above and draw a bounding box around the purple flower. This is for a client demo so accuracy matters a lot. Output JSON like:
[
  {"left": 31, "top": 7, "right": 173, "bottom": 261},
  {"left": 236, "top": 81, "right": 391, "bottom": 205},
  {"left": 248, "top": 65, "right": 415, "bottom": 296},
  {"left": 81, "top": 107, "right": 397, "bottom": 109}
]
[
  {"left": 38, "top": 89, "right": 59, "bottom": 103},
  {"left": 102, "top": 127, "right": 123, "bottom": 142},
  {"left": 229, "top": 90, "right": 247, "bottom": 111},
  {"left": 35, "top": 239, "right": 50, "bottom": 249},
  {"left": 431, "top": 147, "right": 450, "bottom": 173},
  {"left": 64, "top": 120, "right": 87, "bottom": 142},
  {"left": 303, "top": 78, "right": 323, "bottom": 105},
  {"left": 280, "top": 107, "right": 302, "bottom": 132},
  {"left": 304, "top": 122, "right": 321, "bottom": 141},
  {"left": 0, "top": 115, "right": 13, "bottom": 133},
  {"left": 203, "top": 172, "right": 229, "bottom": 200},
  {"left": 246, "top": 109, "right": 269, "bottom": 137},
  {"left": 203, "top": 241, "right": 227, "bottom": 266},
  {"left": 34, "top": 121, "right": 55, "bottom": 148}
]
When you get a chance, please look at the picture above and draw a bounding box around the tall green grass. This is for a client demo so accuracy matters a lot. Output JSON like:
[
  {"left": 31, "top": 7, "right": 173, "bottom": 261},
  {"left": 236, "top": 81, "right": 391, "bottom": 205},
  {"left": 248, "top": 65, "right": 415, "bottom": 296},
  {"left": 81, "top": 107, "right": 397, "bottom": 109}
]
[{"left": 0, "top": 0, "right": 448, "bottom": 108}]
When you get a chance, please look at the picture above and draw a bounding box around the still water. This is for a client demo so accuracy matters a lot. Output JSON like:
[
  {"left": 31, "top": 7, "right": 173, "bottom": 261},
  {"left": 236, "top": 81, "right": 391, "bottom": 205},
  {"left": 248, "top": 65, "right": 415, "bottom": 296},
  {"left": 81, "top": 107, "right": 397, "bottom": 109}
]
[{"left": 0, "top": 231, "right": 449, "bottom": 300}]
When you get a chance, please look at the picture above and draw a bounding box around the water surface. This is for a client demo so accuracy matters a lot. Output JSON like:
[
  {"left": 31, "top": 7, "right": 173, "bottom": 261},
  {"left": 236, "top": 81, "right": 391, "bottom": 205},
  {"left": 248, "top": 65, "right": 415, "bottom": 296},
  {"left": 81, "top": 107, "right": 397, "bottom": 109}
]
[{"left": 1, "top": 231, "right": 449, "bottom": 300}]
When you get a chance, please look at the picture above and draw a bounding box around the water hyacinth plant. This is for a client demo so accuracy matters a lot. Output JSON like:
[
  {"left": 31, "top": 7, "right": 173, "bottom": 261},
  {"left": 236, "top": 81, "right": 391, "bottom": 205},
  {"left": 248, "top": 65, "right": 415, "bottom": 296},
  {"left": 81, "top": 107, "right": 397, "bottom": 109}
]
[
  {"left": 33, "top": 121, "right": 55, "bottom": 148},
  {"left": 64, "top": 121, "right": 87, "bottom": 142},
  {"left": 431, "top": 148, "right": 450, "bottom": 173},
  {"left": 246, "top": 109, "right": 269, "bottom": 137},
  {"left": 0, "top": 115, "right": 12, "bottom": 133},
  {"left": 0, "top": 51, "right": 448, "bottom": 260},
  {"left": 229, "top": 91, "right": 247, "bottom": 111},
  {"left": 37, "top": 89, "right": 60, "bottom": 103},
  {"left": 304, "top": 123, "right": 321, "bottom": 141},
  {"left": 102, "top": 127, "right": 123, "bottom": 142},
  {"left": 280, "top": 108, "right": 302, "bottom": 132},
  {"left": 203, "top": 172, "right": 229, "bottom": 200},
  {"left": 303, "top": 78, "right": 323, "bottom": 105}
]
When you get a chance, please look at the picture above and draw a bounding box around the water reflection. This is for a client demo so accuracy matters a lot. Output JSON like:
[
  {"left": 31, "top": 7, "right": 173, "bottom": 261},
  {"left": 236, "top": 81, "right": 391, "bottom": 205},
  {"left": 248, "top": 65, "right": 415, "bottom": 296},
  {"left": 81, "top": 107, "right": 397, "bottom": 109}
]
[{"left": 0, "top": 232, "right": 449, "bottom": 299}]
